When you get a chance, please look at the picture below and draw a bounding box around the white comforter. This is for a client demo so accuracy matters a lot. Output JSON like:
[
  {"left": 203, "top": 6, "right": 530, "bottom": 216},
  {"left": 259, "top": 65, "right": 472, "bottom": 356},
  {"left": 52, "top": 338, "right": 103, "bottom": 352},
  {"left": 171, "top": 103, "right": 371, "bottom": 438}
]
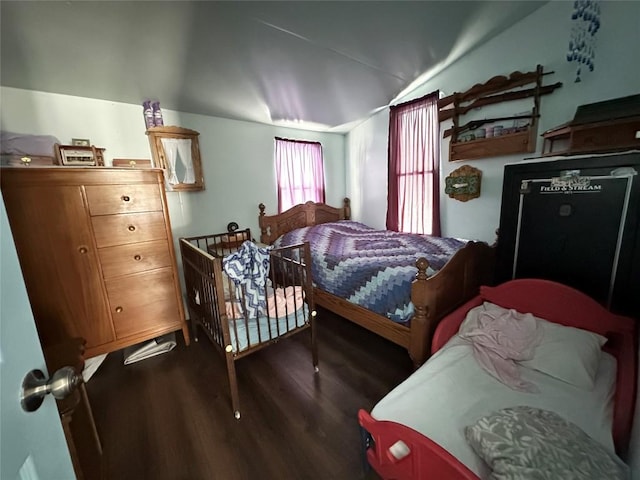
[{"left": 370, "top": 337, "right": 617, "bottom": 478}]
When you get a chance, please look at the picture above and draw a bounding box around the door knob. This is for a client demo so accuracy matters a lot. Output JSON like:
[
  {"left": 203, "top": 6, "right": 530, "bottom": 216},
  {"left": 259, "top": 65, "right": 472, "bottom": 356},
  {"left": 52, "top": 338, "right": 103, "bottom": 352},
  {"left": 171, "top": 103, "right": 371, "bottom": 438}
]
[{"left": 21, "top": 366, "right": 83, "bottom": 412}]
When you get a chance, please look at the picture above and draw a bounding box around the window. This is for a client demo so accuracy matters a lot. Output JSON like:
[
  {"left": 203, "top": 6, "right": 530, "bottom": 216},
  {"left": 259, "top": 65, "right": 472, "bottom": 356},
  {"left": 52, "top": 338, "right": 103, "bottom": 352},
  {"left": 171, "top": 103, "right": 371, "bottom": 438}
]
[
  {"left": 275, "top": 137, "right": 326, "bottom": 213},
  {"left": 386, "top": 92, "right": 441, "bottom": 236}
]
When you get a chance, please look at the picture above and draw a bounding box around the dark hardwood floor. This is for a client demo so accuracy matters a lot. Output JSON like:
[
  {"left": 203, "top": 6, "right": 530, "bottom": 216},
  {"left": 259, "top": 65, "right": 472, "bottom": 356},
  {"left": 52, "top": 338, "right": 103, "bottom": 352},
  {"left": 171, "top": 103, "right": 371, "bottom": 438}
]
[{"left": 86, "top": 308, "right": 413, "bottom": 480}]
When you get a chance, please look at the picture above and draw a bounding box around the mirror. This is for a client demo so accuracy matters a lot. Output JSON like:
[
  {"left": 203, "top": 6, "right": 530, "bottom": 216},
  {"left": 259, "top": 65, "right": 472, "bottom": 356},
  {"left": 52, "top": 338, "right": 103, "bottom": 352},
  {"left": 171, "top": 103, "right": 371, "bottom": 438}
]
[{"left": 146, "top": 126, "right": 205, "bottom": 191}]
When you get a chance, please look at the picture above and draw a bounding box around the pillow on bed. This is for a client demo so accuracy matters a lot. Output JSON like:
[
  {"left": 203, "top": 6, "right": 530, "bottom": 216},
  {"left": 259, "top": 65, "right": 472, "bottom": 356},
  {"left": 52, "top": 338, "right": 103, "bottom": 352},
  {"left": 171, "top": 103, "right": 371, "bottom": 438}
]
[
  {"left": 459, "top": 302, "right": 607, "bottom": 390},
  {"left": 465, "top": 406, "right": 629, "bottom": 480},
  {"left": 519, "top": 316, "right": 606, "bottom": 390}
]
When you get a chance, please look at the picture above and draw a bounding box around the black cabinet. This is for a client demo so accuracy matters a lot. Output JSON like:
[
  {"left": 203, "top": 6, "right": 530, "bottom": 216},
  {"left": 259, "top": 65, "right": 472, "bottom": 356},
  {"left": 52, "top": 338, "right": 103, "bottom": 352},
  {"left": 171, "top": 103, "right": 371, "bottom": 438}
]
[{"left": 496, "top": 152, "right": 640, "bottom": 319}]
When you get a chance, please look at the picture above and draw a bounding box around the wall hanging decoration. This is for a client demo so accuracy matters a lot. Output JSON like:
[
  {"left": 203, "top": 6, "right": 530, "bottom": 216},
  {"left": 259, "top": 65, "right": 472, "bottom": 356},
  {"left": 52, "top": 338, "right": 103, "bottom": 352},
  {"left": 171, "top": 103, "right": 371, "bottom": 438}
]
[
  {"left": 438, "top": 65, "right": 562, "bottom": 161},
  {"left": 146, "top": 126, "right": 205, "bottom": 191},
  {"left": 444, "top": 165, "right": 482, "bottom": 202},
  {"left": 567, "top": 0, "right": 600, "bottom": 83}
]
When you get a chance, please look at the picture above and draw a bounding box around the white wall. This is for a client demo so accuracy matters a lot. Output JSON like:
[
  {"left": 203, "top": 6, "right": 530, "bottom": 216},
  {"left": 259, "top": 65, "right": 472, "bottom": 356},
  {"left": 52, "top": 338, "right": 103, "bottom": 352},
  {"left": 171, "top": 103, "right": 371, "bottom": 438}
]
[
  {"left": 0, "top": 86, "right": 346, "bottom": 242},
  {"left": 346, "top": 0, "right": 640, "bottom": 243}
]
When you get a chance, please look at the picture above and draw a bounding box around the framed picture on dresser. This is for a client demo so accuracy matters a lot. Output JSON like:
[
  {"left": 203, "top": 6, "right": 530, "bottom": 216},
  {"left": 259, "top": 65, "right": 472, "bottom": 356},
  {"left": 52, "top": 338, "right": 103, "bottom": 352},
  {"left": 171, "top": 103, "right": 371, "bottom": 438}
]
[{"left": 55, "top": 144, "right": 99, "bottom": 166}]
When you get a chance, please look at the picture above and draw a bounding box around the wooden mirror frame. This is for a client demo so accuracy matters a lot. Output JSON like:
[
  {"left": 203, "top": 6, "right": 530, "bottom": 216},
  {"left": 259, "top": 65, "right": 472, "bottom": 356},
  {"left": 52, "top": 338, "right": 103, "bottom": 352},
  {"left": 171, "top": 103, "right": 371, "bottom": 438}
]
[{"left": 146, "top": 126, "right": 205, "bottom": 191}]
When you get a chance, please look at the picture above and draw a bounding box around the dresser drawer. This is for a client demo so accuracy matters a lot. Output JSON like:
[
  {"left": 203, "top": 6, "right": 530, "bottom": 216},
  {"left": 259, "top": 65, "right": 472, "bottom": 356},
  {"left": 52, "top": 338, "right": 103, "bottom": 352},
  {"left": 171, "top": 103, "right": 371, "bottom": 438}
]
[
  {"left": 92, "top": 212, "right": 166, "bottom": 247},
  {"left": 99, "top": 239, "right": 172, "bottom": 278},
  {"left": 105, "top": 268, "right": 181, "bottom": 338},
  {"left": 86, "top": 184, "right": 162, "bottom": 216}
]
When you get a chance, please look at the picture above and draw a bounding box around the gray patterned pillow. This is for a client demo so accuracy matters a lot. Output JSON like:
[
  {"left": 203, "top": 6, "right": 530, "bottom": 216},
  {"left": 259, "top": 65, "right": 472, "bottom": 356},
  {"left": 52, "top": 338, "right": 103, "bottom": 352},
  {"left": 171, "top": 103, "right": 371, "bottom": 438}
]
[{"left": 465, "top": 406, "right": 629, "bottom": 480}]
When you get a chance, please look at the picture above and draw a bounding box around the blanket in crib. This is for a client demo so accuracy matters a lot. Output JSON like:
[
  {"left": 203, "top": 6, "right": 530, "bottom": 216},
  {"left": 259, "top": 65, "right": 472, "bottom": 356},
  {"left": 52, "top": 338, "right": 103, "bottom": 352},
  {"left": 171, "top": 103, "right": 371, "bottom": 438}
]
[
  {"left": 275, "top": 221, "right": 466, "bottom": 323},
  {"left": 223, "top": 241, "right": 272, "bottom": 318}
]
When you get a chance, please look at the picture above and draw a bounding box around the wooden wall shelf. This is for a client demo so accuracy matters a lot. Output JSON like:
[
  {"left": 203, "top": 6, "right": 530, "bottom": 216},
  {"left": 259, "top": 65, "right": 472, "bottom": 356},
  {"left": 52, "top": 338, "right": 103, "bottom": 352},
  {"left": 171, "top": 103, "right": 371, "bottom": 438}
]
[
  {"left": 440, "top": 65, "right": 561, "bottom": 162},
  {"left": 450, "top": 128, "right": 536, "bottom": 161}
]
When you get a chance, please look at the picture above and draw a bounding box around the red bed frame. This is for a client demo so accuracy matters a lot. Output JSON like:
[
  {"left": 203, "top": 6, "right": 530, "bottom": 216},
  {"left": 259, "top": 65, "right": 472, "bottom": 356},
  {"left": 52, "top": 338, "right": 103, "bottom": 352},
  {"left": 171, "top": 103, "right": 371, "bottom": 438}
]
[{"left": 358, "top": 278, "right": 638, "bottom": 479}]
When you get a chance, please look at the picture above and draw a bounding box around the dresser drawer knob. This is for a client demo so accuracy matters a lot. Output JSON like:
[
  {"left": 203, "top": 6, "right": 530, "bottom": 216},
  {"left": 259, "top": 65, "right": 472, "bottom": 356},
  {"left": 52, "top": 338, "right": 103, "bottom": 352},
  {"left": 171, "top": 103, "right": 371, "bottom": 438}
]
[
  {"left": 128, "top": 225, "right": 136, "bottom": 232},
  {"left": 78, "top": 246, "right": 88, "bottom": 254},
  {"left": 122, "top": 195, "right": 131, "bottom": 202},
  {"left": 115, "top": 306, "right": 123, "bottom": 313},
  {"left": 134, "top": 254, "right": 142, "bottom": 261}
]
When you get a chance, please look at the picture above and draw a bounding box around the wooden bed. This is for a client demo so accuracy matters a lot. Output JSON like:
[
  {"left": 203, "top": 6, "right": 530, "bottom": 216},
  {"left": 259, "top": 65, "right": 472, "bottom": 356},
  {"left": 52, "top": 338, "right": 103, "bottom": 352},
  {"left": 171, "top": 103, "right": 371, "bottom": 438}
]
[
  {"left": 180, "top": 231, "right": 317, "bottom": 419},
  {"left": 258, "top": 198, "right": 495, "bottom": 367},
  {"left": 358, "top": 279, "right": 638, "bottom": 479}
]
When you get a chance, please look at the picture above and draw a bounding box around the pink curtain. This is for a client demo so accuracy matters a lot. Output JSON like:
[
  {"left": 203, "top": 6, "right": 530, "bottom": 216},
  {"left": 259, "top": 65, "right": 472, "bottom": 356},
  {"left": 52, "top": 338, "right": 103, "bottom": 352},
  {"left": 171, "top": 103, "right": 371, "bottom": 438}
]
[
  {"left": 386, "top": 91, "right": 441, "bottom": 236},
  {"left": 275, "top": 137, "right": 326, "bottom": 213}
]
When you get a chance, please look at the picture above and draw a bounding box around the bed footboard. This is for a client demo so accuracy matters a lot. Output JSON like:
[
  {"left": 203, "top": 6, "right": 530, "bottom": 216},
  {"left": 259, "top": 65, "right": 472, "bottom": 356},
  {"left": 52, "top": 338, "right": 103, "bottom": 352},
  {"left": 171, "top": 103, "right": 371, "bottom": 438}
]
[
  {"left": 358, "top": 410, "right": 478, "bottom": 480},
  {"left": 409, "top": 241, "right": 495, "bottom": 367}
]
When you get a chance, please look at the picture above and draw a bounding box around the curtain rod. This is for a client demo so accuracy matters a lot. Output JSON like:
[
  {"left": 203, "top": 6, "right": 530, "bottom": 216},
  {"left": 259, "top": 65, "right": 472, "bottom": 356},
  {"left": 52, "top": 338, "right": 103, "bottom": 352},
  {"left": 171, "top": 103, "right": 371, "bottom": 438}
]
[
  {"left": 275, "top": 137, "right": 321, "bottom": 145},
  {"left": 390, "top": 90, "right": 439, "bottom": 111}
]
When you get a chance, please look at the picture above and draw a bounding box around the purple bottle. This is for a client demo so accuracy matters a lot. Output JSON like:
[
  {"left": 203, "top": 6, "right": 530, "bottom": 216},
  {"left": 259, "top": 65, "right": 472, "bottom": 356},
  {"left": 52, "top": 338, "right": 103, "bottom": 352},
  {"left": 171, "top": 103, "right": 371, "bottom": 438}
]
[
  {"left": 152, "top": 101, "right": 164, "bottom": 127},
  {"left": 142, "top": 100, "right": 154, "bottom": 129}
]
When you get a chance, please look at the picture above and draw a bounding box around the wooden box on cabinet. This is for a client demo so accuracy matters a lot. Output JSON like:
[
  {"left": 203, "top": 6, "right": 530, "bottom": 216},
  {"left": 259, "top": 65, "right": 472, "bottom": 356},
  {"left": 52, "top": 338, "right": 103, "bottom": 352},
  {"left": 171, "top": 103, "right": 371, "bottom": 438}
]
[
  {"left": 1, "top": 167, "right": 190, "bottom": 357},
  {"left": 542, "top": 116, "right": 640, "bottom": 156},
  {"left": 542, "top": 94, "right": 640, "bottom": 157}
]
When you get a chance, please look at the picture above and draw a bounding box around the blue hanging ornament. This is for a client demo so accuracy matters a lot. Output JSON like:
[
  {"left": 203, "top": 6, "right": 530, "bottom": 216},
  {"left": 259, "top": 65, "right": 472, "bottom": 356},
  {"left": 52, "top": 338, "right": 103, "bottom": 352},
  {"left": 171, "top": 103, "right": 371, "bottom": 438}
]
[{"left": 567, "top": 0, "right": 600, "bottom": 83}]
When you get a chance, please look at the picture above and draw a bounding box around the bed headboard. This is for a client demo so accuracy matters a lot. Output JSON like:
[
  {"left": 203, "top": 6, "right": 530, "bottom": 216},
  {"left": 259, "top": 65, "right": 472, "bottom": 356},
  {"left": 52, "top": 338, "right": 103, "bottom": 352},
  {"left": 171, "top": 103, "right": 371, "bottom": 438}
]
[{"left": 258, "top": 198, "right": 351, "bottom": 245}]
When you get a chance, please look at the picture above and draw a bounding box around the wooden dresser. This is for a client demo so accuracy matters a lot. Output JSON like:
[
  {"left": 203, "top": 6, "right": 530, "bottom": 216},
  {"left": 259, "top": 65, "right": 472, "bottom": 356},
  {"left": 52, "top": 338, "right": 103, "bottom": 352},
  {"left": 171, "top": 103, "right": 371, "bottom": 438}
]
[{"left": 1, "top": 167, "right": 190, "bottom": 357}]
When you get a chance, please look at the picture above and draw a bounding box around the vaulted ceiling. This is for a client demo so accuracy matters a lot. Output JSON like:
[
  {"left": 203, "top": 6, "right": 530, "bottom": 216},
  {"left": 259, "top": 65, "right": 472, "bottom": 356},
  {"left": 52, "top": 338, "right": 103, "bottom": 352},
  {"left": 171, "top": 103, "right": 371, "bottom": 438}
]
[{"left": 1, "top": 1, "right": 547, "bottom": 132}]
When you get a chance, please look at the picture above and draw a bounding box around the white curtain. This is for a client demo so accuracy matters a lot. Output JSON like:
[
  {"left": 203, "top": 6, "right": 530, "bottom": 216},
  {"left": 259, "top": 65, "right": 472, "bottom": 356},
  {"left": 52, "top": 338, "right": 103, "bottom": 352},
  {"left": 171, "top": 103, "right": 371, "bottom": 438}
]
[
  {"left": 275, "top": 138, "right": 325, "bottom": 213},
  {"left": 176, "top": 140, "right": 195, "bottom": 184},
  {"left": 160, "top": 138, "right": 195, "bottom": 184},
  {"left": 160, "top": 138, "right": 180, "bottom": 185}
]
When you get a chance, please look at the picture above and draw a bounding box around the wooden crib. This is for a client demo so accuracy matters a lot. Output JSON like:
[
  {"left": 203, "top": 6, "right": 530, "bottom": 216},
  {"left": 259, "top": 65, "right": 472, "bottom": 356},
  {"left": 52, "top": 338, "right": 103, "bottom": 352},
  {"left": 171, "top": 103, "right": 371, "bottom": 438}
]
[{"left": 179, "top": 230, "right": 318, "bottom": 418}]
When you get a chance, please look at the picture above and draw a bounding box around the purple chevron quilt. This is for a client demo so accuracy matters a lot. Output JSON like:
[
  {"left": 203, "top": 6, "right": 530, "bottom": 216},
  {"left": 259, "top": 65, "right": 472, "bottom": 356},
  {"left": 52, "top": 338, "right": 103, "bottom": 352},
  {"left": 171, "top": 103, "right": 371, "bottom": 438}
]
[{"left": 274, "top": 221, "right": 466, "bottom": 323}]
